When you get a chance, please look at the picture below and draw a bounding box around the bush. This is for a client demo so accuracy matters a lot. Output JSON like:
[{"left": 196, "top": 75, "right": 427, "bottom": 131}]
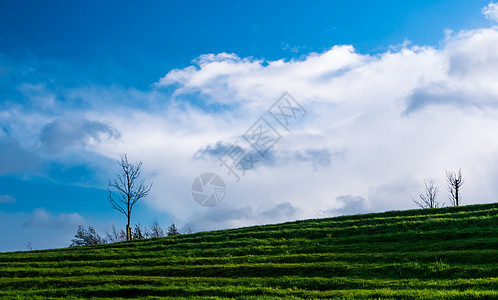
[
  {"left": 167, "top": 223, "right": 180, "bottom": 236},
  {"left": 70, "top": 226, "right": 106, "bottom": 246}
]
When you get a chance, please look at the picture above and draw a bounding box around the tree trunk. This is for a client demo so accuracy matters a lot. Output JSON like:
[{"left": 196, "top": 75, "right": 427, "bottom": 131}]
[
  {"left": 126, "top": 216, "right": 132, "bottom": 241},
  {"left": 455, "top": 186, "right": 459, "bottom": 207},
  {"left": 127, "top": 225, "right": 133, "bottom": 241}
]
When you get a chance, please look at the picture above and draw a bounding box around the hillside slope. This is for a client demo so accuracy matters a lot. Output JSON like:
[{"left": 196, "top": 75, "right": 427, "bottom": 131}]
[{"left": 1, "top": 203, "right": 497, "bottom": 299}]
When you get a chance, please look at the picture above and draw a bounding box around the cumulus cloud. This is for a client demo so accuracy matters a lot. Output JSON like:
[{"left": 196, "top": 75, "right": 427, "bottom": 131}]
[
  {"left": 0, "top": 195, "right": 16, "bottom": 204},
  {"left": 367, "top": 178, "right": 420, "bottom": 212},
  {"left": 40, "top": 118, "right": 120, "bottom": 153},
  {"left": 4, "top": 11, "right": 498, "bottom": 237},
  {"left": 261, "top": 202, "right": 301, "bottom": 219},
  {"left": 292, "top": 148, "right": 342, "bottom": 170},
  {"left": 182, "top": 202, "right": 303, "bottom": 232},
  {"left": 157, "top": 46, "right": 367, "bottom": 107},
  {"left": 143, "top": 23, "right": 498, "bottom": 232},
  {"left": 328, "top": 195, "right": 369, "bottom": 216},
  {"left": 182, "top": 205, "right": 255, "bottom": 232},
  {"left": 17, "top": 83, "right": 58, "bottom": 110},
  {"left": 23, "top": 208, "right": 85, "bottom": 229},
  {"left": 194, "top": 141, "right": 231, "bottom": 161},
  {"left": 194, "top": 141, "right": 341, "bottom": 170},
  {"left": 404, "top": 27, "right": 498, "bottom": 113},
  {"left": 1, "top": 210, "right": 93, "bottom": 252},
  {"left": 483, "top": 2, "right": 498, "bottom": 22}
]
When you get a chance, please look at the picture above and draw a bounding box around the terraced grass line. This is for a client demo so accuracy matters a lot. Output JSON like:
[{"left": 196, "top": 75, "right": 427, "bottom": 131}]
[
  {"left": 7, "top": 230, "right": 496, "bottom": 263},
  {"left": 0, "top": 203, "right": 497, "bottom": 299},
  {"left": 3, "top": 249, "right": 497, "bottom": 270},
  {"left": 2, "top": 276, "right": 497, "bottom": 291},
  {"left": 3, "top": 285, "right": 498, "bottom": 299},
  {"left": 3, "top": 261, "right": 496, "bottom": 279}
]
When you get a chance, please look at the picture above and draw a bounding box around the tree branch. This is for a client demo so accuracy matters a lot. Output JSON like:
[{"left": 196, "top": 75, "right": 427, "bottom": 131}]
[{"left": 107, "top": 152, "right": 153, "bottom": 241}]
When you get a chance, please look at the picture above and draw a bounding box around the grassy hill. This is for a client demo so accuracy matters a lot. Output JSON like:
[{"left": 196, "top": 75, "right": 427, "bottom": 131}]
[{"left": 1, "top": 203, "right": 497, "bottom": 299}]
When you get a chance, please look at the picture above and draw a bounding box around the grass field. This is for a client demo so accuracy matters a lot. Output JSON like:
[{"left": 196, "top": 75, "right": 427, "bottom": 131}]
[{"left": 1, "top": 203, "right": 497, "bottom": 299}]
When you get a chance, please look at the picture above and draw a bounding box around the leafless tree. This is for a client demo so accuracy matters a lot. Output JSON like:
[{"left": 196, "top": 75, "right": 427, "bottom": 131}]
[
  {"left": 105, "top": 223, "right": 126, "bottom": 243},
  {"left": 413, "top": 178, "right": 442, "bottom": 209},
  {"left": 108, "top": 153, "right": 152, "bottom": 241},
  {"left": 149, "top": 219, "right": 164, "bottom": 238},
  {"left": 25, "top": 242, "right": 33, "bottom": 251},
  {"left": 446, "top": 169, "right": 463, "bottom": 207}
]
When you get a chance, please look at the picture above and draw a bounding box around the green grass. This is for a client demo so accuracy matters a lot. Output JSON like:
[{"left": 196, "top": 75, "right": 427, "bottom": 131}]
[{"left": 1, "top": 203, "right": 497, "bottom": 299}]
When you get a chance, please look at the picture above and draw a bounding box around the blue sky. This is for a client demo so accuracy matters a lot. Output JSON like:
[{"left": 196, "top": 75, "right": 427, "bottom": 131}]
[
  {"left": 1, "top": 1, "right": 490, "bottom": 88},
  {"left": 1, "top": 0, "right": 498, "bottom": 252}
]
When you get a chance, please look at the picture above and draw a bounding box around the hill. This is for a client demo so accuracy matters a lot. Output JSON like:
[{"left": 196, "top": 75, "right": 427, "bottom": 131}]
[{"left": 0, "top": 203, "right": 497, "bottom": 299}]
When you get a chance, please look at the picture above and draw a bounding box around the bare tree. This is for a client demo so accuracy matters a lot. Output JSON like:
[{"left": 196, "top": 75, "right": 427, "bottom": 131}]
[
  {"left": 149, "top": 219, "right": 164, "bottom": 238},
  {"left": 413, "top": 178, "right": 442, "bottom": 209},
  {"left": 105, "top": 223, "right": 126, "bottom": 243},
  {"left": 25, "top": 242, "right": 33, "bottom": 251},
  {"left": 108, "top": 153, "right": 152, "bottom": 241},
  {"left": 446, "top": 169, "right": 463, "bottom": 207}
]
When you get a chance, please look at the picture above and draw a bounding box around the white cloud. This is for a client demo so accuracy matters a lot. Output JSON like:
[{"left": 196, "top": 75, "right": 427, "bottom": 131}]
[
  {"left": 261, "top": 202, "right": 301, "bottom": 219},
  {"left": 0, "top": 195, "right": 16, "bottom": 204},
  {"left": 23, "top": 208, "right": 85, "bottom": 229},
  {"left": 144, "top": 25, "right": 498, "bottom": 231},
  {"left": 483, "top": 2, "right": 498, "bottom": 22},
  {"left": 157, "top": 45, "right": 367, "bottom": 108},
  {"left": 329, "top": 195, "right": 369, "bottom": 216},
  {"left": 4, "top": 17, "right": 498, "bottom": 238},
  {"left": 40, "top": 118, "right": 120, "bottom": 153},
  {"left": 0, "top": 210, "right": 92, "bottom": 252}
]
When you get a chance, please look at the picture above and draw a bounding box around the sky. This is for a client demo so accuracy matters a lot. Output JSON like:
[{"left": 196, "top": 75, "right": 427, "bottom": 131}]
[{"left": 1, "top": 0, "right": 498, "bottom": 252}]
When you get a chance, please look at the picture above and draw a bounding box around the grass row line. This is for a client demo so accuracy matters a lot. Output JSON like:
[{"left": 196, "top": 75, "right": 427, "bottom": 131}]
[
  {"left": 2, "top": 261, "right": 497, "bottom": 279},
  {"left": 6, "top": 203, "right": 493, "bottom": 256},
  {"left": 2, "top": 250, "right": 497, "bottom": 270},
  {"left": 91, "top": 212, "right": 497, "bottom": 247},
  {"left": 230, "top": 203, "right": 498, "bottom": 229},
  {"left": 196, "top": 211, "right": 498, "bottom": 240},
  {"left": 3, "top": 229, "right": 497, "bottom": 264},
  {"left": 185, "top": 204, "right": 498, "bottom": 237},
  {"left": 1, "top": 283, "right": 497, "bottom": 299},
  {"left": 1, "top": 275, "right": 496, "bottom": 291}
]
